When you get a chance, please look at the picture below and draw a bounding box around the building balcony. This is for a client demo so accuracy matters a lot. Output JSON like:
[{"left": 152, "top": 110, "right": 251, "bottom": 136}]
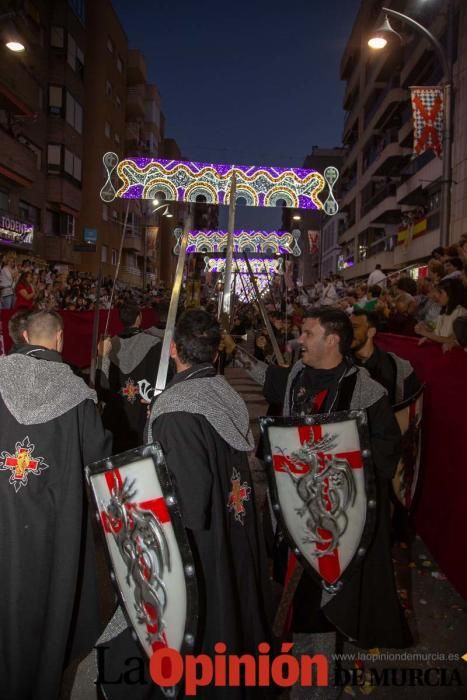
[
  {"left": 127, "top": 50, "right": 147, "bottom": 86},
  {"left": 343, "top": 106, "right": 359, "bottom": 141},
  {"left": 47, "top": 177, "right": 81, "bottom": 213},
  {"left": 127, "top": 85, "right": 145, "bottom": 119},
  {"left": 123, "top": 232, "right": 143, "bottom": 253},
  {"left": 372, "top": 142, "right": 412, "bottom": 177},
  {"left": 364, "top": 86, "right": 407, "bottom": 132},
  {"left": 397, "top": 152, "right": 441, "bottom": 206},
  {"left": 0, "top": 55, "right": 38, "bottom": 116},
  {"left": 0, "top": 127, "right": 37, "bottom": 185},
  {"left": 38, "top": 235, "right": 81, "bottom": 265}
]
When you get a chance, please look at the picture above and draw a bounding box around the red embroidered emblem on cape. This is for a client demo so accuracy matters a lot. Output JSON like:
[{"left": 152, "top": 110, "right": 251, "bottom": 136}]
[
  {"left": 121, "top": 378, "right": 140, "bottom": 404},
  {"left": 0, "top": 436, "right": 49, "bottom": 492},
  {"left": 227, "top": 468, "right": 251, "bottom": 525}
]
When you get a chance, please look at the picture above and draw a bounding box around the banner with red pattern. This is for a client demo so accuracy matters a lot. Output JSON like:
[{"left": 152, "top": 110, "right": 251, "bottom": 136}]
[{"left": 410, "top": 86, "right": 444, "bottom": 158}]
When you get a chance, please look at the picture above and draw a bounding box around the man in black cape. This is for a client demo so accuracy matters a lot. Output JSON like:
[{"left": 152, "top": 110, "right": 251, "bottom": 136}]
[
  {"left": 97, "top": 310, "right": 273, "bottom": 699},
  {"left": 350, "top": 308, "right": 421, "bottom": 405},
  {"left": 97, "top": 303, "right": 167, "bottom": 452},
  {"left": 263, "top": 307, "right": 412, "bottom": 650},
  {"left": 0, "top": 310, "right": 112, "bottom": 700}
]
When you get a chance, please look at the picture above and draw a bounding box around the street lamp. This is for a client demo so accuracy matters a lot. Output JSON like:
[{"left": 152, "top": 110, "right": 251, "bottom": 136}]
[
  {"left": 368, "top": 6, "right": 452, "bottom": 248},
  {"left": 1, "top": 12, "right": 26, "bottom": 52},
  {"left": 143, "top": 203, "right": 173, "bottom": 289}
]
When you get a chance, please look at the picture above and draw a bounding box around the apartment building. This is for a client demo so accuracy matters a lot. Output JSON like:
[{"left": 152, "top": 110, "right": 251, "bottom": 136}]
[
  {"left": 339, "top": 0, "right": 467, "bottom": 281},
  {"left": 0, "top": 0, "right": 86, "bottom": 267}
]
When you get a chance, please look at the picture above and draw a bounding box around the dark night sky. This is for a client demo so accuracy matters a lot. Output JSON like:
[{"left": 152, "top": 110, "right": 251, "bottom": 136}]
[{"left": 112, "top": 0, "right": 361, "bottom": 229}]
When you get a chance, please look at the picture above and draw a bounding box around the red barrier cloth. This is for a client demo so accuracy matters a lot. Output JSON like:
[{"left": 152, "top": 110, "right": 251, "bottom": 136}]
[
  {"left": 0, "top": 308, "right": 156, "bottom": 367},
  {"left": 376, "top": 333, "right": 467, "bottom": 599}
]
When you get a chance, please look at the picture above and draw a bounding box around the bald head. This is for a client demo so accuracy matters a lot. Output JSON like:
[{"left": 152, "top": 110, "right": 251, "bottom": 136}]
[{"left": 24, "top": 311, "right": 64, "bottom": 352}]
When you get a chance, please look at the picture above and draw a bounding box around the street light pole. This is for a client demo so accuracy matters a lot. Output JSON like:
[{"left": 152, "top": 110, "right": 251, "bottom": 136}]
[{"left": 377, "top": 7, "right": 453, "bottom": 248}]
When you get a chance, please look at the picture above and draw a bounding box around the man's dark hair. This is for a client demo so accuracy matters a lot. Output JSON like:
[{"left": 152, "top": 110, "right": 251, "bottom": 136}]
[
  {"left": 446, "top": 256, "right": 463, "bottom": 271},
  {"left": 119, "top": 303, "right": 141, "bottom": 328},
  {"left": 369, "top": 284, "right": 382, "bottom": 298},
  {"left": 453, "top": 317, "right": 467, "bottom": 348},
  {"left": 304, "top": 307, "right": 353, "bottom": 356},
  {"left": 351, "top": 307, "right": 384, "bottom": 330},
  {"left": 174, "top": 310, "right": 221, "bottom": 365},
  {"left": 8, "top": 310, "right": 31, "bottom": 345},
  {"left": 437, "top": 277, "right": 467, "bottom": 315},
  {"left": 431, "top": 246, "right": 445, "bottom": 259},
  {"left": 375, "top": 264, "right": 382, "bottom": 270}
]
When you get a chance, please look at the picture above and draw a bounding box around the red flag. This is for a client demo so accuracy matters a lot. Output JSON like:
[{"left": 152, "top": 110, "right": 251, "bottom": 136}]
[{"left": 410, "top": 86, "right": 444, "bottom": 158}]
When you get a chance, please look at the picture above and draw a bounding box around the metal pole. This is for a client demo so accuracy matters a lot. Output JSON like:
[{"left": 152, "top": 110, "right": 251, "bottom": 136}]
[
  {"left": 220, "top": 173, "right": 237, "bottom": 330},
  {"left": 244, "top": 253, "right": 285, "bottom": 366},
  {"left": 104, "top": 199, "right": 130, "bottom": 337},
  {"left": 382, "top": 6, "right": 452, "bottom": 247},
  {"left": 153, "top": 209, "right": 193, "bottom": 396},
  {"left": 89, "top": 270, "right": 102, "bottom": 388}
]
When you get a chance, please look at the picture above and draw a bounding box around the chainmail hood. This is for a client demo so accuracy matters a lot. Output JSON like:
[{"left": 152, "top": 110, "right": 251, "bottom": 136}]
[
  {"left": 98, "top": 332, "right": 161, "bottom": 378},
  {"left": 0, "top": 354, "right": 96, "bottom": 424},
  {"left": 147, "top": 374, "right": 254, "bottom": 452}
]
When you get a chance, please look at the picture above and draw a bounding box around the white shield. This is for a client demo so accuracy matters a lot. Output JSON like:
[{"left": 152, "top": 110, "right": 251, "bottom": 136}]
[
  {"left": 261, "top": 411, "right": 376, "bottom": 589},
  {"left": 86, "top": 445, "right": 198, "bottom": 667}
]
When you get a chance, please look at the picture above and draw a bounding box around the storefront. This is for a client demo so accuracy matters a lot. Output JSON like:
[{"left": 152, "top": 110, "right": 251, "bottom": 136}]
[{"left": 0, "top": 212, "right": 34, "bottom": 252}]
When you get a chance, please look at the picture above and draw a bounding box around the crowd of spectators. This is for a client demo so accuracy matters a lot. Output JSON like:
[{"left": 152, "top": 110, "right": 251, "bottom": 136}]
[
  {"left": 0, "top": 254, "right": 167, "bottom": 312},
  {"left": 2, "top": 235, "right": 467, "bottom": 354},
  {"left": 228, "top": 235, "right": 467, "bottom": 359}
]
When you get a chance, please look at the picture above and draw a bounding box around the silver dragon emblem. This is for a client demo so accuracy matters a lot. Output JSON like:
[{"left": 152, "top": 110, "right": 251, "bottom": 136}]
[
  {"left": 104, "top": 476, "right": 171, "bottom": 645},
  {"left": 277, "top": 432, "right": 356, "bottom": 556}
]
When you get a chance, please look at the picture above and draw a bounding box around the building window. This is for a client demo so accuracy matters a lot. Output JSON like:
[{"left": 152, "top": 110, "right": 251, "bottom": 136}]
[
  {"left": 68, "top": 0, "right": 85, "bottom": 25},
  {"left": 46, "top": 209, "right": 61, "bottom": 235},
  {"left": 50, "top": 26, "right": 65, "bottom": 48},
  {"left": 65, "top": 214, "right": 75, "bottom": 238},
  {"left": 114, "top": 132, "right": 120, "bottom": 144},
  {"left": 117, "top": 55, "right": 123, "bottom": 73},
  {"left": 104, "top": 121, "right": 111, "bottom": 138},
  {"left": 17, "top": 136, "right": 42, "bottom": 170},
  {"left": 0, "top": 187, "right": 9, "bottom": 210},
  {"left": 64, "top": 148, "right": 74, "bottom": 176},
  {"left": 106, "top": 80, "right": 113, "bottom": 97},
  {"left": 101, "top": 244, "right": 108, "bottom": 263},
  {"left": 65, "top": 92, "right": 83, "bottom": 133},
  {"left": 67, "top": 34, "right": 84, "bottom": 78},
  {"left": 111, "top": 249, "right": 117, "bottom": 265},
  {"left": 107, "top": 37, "right": 114, "bottom": 54},
  {"left": 48, "top": 85, "right": 64, "bottom": 116},
  {"left": 47, "top": 144, "right": 61, "bottom": 173},
  {"left": 73, "top": 155, "right": 82, "bottom": 181},
  {"left": 102, "top": 204, "right": 108, "bottom": 221}
]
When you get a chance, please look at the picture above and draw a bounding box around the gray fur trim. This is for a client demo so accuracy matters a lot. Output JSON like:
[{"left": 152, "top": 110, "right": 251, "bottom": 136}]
[
  {"left": 98, "top": 332, "right": 160, "bottom": 378},
  {"left": 246, "top": 359, "right": 267, "bottom": 386},
  {"left": 283, "top": 361, "right": 387, "bottom": 416},
  {"left": 388, "top": 352, "right": 415, "bottom": 405},
  {"left": 349, "top": 366, "right": 387, "bottom": 410},
  {"left": 0, "top": 355, "right": 96, "bottom": 424},
  {"left": 283, "top": 360, "right": 305, "bottom": 416},
  {"left": 97, "top": 606, "right": 128, "bottom": 644},
  {"left": 148, "top": 375, "right": 254, "bottom": 452}
]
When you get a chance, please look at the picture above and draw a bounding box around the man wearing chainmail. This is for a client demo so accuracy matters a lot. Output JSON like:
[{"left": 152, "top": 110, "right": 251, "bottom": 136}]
[
  {"left": 0, "top": 310, "right": 112, "bottom": 700},
  {"left": 97, "top": 302, "right": 167, "bottom": 452},
  {"left": 264, "top": 307, "right": 411, "bottom": 653},
  {"left": 98, "top": 310, "right": 273, "bottom": 700}
]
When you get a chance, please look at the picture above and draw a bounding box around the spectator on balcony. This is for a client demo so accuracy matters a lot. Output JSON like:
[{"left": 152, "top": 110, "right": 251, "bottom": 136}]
[
  {"left": 367, "top": 263, "right": 387, "bottom": 287},
  {"left": 442, "top": 257, "right": 464, "bottom": 280},
  {"left": 415, "top": 278, "right": 467, "bottom": 348}
]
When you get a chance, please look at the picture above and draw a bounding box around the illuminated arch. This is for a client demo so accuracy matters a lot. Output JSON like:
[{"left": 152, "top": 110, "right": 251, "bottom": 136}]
[
  {"left": 264, "top": 187, "right": 298, "bottom": 208},
  {"left": 143, "top": 178, "right": 178, "bottom": 202},
  {"left": 184, "top": 182, "right": 218, "bottom": 204}
]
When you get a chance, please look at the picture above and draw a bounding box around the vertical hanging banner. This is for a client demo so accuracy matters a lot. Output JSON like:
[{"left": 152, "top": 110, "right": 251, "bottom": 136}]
[
  {"left": 410, "top": 86, "right": 444, "bottom": 158},
  {"left": 307, "top": 230, "right": 320, "bottom": 256}
]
